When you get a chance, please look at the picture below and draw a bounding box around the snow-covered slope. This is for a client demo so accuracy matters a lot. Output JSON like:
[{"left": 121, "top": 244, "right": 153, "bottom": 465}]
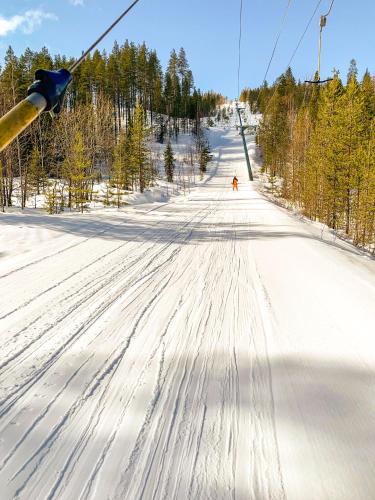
[{"left": 0, "top": 124, "right": 374, "bottom": 499}]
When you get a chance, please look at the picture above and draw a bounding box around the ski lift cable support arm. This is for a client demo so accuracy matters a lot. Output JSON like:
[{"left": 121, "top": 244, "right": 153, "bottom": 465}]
[
  {"left": 0, "top": 0, "right": 141, "bottom": 153},
  {"left": 309, "top": 0, "right": 336, "bottom": 84}
]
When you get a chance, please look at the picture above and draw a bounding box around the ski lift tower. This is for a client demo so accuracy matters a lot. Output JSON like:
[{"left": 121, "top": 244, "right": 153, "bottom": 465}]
[{"left": 235, "top": 101, "right": 254, "bottom": 181}]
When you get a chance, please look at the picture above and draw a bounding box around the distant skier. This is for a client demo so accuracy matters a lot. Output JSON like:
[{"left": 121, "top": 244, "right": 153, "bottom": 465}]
[{"left": 232, "top": 176, "right": 239, "bottom": 191}]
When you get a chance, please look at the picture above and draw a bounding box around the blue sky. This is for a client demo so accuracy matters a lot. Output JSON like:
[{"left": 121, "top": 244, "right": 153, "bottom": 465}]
[{"left": 0, "top": 1, "right": 374, "bottom": 98}]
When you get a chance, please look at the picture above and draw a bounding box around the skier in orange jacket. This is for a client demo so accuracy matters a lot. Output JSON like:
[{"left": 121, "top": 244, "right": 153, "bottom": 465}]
[{"left": 232, "top": 176, "right": 239, "bottom": 191}]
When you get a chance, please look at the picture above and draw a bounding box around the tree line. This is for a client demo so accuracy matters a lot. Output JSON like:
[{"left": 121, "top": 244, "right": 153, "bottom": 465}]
[
  {"left": 0, "top": 42, "right": 223, "bottom": 212},
  {"left": 241, "top": 62, "right": 375, "bottom": 250}
]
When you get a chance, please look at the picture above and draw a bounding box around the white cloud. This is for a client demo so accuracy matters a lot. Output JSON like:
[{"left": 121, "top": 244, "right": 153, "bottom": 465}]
[
  {"left": 70, "top": 0, "right": 84, "bottom": 6},
  {"left": 0, "top": 10, "right": 57, "bottom": 37}
]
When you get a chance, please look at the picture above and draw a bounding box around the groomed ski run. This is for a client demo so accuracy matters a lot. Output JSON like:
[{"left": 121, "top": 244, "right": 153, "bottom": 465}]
[{"left": 1, "top": 125, "right": 375, "bottom": 500}]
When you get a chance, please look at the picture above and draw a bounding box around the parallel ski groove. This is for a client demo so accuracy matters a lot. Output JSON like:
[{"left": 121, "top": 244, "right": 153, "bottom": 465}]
[{"left": 0, "top": 128, "right": 310, "bottom": 499}]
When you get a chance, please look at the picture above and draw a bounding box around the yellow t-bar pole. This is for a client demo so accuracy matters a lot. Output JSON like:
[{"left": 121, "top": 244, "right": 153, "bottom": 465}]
[
  {"left": 0, "top": 93, "right": 47, "bottom": 153},
  {"left": 0, "top": 0, "right": 142, "bottom": 153}
]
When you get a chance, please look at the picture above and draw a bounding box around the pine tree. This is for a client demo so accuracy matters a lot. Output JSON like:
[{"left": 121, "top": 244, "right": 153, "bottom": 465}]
[
  {"left": 147, "top": 50, "right": 163, "bottom": 123},
  {"left": 177, "top": 47, "right": 193, "bottom": 131},
  {"left": 257, "top": 68, "right": 300, "bottom": 185},
  {"left": 288, "top": 104, "right": 313, "bottom": 205},
  {"left": 92, "top": 49, "right": 107, "bottom": 97},
  {"left": 165, "top": 49, "right": 181, "bottom": 135},
  {"left": 335, "top": 72, "right": 366, "bottom": 234},
  {"left": 358, "top": 118, "right": 375, "bottom": 248},
  {"left": 129, "top": 102, "right": 150, "bottom": 193},
  {"left": 304, "top": 74, "right": 343, "bottom": 226}
]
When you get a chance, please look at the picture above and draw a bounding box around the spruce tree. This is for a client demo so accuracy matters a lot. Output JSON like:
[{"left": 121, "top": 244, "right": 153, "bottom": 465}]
[
  {"left": 69, "top": 131, "right": 92, "bottom": 213},
  {"left": 111, "top": 131, "right": 128, "bottom": 207},
  {"left": 28, "top": 146, "right": 47, "bottom": 198},
  {"left": 45, "top": 181, "right": 63, "bottom": 214},
  {"left": 164, "top": 142, "right": 175, "bottom": 182},
  {"left": 199, "top": 141, "right": 212, "bottom": 174}
]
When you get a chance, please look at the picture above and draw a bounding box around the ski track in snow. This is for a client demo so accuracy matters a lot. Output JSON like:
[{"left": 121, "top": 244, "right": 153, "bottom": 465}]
[{"left": 0, "top": 122, "right": 375, "bottom": 500}]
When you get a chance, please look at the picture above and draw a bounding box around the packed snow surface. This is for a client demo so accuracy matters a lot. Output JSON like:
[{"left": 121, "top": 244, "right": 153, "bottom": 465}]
[{"left": 0, "top": 124, "right": 375, "bottom": 500}]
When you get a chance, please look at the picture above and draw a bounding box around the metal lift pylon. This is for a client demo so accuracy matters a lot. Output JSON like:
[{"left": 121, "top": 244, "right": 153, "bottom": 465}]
[{"left": 235, "top": 101, "right": 254, "bottom": 181}]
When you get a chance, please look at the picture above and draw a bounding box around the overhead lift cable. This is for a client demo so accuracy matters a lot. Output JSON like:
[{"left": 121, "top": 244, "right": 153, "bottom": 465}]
[
  {"left": 287, "top": 0, "right": 324, "bottom": 69},
  {"left": 264, "top": 0, "right": 324, "bottom": 114},
  {"left": 0, "top": 0, "right": 142, "bottom": 153},
  {"left": 237, "top": 0, "right": 243, "bottom": 99},
  {"left": 254, "top": 0, "right": 293, "bottom": 109}
]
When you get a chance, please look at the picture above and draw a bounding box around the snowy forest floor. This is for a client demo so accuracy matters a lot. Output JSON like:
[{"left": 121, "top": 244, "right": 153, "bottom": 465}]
[{"left": 0, "top": 126, "right": 375, "bottom": 499}]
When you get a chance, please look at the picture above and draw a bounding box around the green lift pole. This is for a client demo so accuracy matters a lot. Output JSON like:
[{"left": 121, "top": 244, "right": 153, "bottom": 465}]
[{"left": 235, "top": 102, "right": 253, "bottom": 181}]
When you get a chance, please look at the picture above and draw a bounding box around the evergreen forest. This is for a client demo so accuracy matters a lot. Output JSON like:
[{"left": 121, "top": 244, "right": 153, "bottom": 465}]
[
  {"left": 241, "top": 62, "right": 375, "bottom": 249},
  {"left": 0, "top": 42, "right": 223, "bottom": 211}
]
